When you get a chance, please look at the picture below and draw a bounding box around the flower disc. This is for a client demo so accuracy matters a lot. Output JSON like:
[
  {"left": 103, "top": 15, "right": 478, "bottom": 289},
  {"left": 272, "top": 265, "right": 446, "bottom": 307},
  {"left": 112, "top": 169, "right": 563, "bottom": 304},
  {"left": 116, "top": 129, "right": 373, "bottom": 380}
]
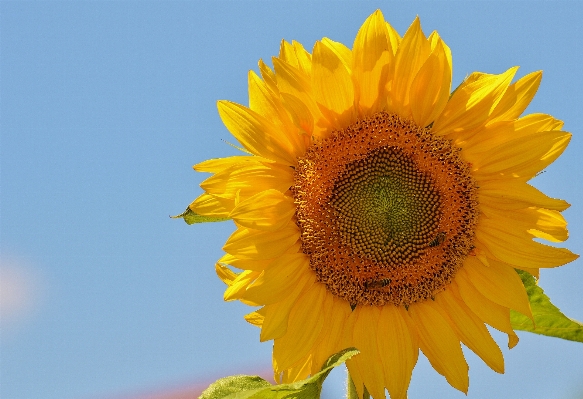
[{"left": 293, "top": 112, "right": 479, "bottom": 306}]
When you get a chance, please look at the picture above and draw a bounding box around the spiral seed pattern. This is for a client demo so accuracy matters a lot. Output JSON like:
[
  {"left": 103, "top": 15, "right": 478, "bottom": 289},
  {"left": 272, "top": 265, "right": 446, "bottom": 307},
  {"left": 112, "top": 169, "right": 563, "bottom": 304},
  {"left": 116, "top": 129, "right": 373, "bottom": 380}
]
[
  {"left": 331, "top": 146, "right": 442, "bottom": 264},
  {"left": 293, "top": 112, "right": 478, "bottom": 307}
]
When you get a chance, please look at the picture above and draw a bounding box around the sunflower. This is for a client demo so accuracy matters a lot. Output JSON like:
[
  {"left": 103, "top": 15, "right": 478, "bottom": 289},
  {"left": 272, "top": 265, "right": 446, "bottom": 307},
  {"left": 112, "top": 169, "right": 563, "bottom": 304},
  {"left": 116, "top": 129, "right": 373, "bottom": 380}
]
[{"left": 189, "top": 10, "right": 578, "bottom": 399}]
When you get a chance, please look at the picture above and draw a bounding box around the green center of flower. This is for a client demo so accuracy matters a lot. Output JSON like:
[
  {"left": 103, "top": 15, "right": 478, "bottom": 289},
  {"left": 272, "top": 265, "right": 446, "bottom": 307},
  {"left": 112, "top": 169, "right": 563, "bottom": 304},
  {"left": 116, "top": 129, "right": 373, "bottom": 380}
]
[{"left": 331, "top": 146, "right": 442, "bottom": 264}]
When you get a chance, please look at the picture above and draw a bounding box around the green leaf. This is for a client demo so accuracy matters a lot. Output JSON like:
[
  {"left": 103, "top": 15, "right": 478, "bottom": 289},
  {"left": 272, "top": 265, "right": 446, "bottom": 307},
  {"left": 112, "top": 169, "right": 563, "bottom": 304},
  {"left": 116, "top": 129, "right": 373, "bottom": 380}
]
[
  {"left": 170, "top": 206, "right": 230, "bottom": 225},
  {"left": 198, "top": 348, "right": 359, "bottom": 399},
  {"left": 511, "top": 270, "right": 583, "bottom": 343},
  {"left": 198, "top": 375, "right": 271, "bottom": 399}
]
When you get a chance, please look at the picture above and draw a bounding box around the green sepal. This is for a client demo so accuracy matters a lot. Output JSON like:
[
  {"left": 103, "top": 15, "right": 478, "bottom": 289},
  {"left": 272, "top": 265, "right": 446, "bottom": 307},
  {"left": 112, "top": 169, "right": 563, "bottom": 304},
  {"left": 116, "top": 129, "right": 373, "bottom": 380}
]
[
  {"left": 171, "top": 206, "right": 230, "bottom": 225},
  {"left": 511, "top": 270, "right": 583, "bottom": 343},
  {"left": 198, "top": 348, "right": 359, "bottom": 399}
]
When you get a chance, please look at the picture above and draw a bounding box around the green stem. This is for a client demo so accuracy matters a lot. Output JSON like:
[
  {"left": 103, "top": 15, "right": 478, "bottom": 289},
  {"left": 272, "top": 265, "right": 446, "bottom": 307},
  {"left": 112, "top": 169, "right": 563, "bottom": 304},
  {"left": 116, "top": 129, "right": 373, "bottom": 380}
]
[{"left": 347, "top": 371, "right": 370, "bottom": 399}]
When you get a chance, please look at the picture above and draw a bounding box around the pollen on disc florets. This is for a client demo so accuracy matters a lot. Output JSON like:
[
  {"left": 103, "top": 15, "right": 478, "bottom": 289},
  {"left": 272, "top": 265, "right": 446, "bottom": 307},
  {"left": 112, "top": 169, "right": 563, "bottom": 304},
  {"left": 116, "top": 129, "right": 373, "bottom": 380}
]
[{"left": 292, "top": 112, "right": 479, "bottom": 307}]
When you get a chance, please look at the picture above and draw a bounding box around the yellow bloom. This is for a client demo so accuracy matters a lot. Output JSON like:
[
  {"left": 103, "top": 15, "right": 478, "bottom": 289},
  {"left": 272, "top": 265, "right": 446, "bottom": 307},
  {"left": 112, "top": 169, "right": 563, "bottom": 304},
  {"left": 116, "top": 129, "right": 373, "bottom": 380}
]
[{"left": 190, "top": 10, "right": 578, "bottom": 399}]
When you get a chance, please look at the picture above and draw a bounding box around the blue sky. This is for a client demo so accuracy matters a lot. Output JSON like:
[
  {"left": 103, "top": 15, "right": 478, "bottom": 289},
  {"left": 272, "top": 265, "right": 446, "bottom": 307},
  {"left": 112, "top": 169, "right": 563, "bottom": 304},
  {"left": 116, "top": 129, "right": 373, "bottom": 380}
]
[{"left": 1, "top": 2, "right": 582, "bottom": 399}]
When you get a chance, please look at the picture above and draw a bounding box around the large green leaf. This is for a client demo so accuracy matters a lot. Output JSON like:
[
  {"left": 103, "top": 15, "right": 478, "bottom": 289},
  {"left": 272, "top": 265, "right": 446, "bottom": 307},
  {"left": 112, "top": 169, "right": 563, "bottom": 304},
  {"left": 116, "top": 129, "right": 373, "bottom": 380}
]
[
  {"left": 511, "top": 270, "right": 583, "bottom": 343},
  {"left": 198, "top": 348, "right": 359, "bottom": 399},
  {"left": 171, "top": 206, "right": 230, "bottom": 224}
]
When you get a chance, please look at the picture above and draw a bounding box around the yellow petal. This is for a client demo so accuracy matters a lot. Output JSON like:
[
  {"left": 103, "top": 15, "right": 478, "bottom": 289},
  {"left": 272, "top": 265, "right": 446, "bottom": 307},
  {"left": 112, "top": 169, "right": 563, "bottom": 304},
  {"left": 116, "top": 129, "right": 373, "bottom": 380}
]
[
  {"left": 388, "top": 17, "right": 431, "bottom": 119},
  {"left": 273, "top": 56, "right": 311, "bottom": 95},
  {"left": 281, "top": 354, "right": 312, "bottom": 383},
  {"left": 229, "top": 189, "right": 295, "bottom": 231},
  {"left": 474, "top": 131, "right": 571, "bottom": 180},
  {"left": 378, "top": 305, "right": 419, "bottom": 399},
  {"left": 260, "top": 273, "right": 315, "bottom": 341},
  {"left": 273, "top": 281, "right": 326, "bottom": 370},
  {"left": 258, "top": 58, "right": 278, "bottom": 92},
  {"left": 410, "top": 37, "right": 452, "bottom": 127},
  {"left": 343, "top": 304, "right": 367, "bottom": 399},
  {"left": 321, "top": 37, "right": 352, "bottom": 72},
  {"left": 481, "top": 204, "right": 569, "bottom": 243},
  {"left": 311, "top": 40, "right": 355, "bottom": 129},
  {"left": 352, "top": 9, "right": 393, "bottom": 115},
  {"left": 385, "top": 21, "right": 401, "bottom": 54},
  {"left": 292, "top": 40, "right": 312, "bottom": 75},
  {"left": 455, "top": 275, "right": 519, "bottom": 348},
  {"left": 433, "top": 67, "right": 518, "bottom": 137},
  {"left": 194, "top": 156, "right": 266, "bottom": 173},
  {"left": 409, "top": 300, "right": 469, "bottom": 393},
  {"left": 248, "top": 70, "right": 305, "bottom": 153},
  {"left": 461, "top": 113, "right": 564, "bottom": 162},
  {"left": 528, "top": 208, "right": 569, "bottom": 243},
  {"left": 217, "top": 100, "right": 298, "bottom": 165},
  {"left": 248, "top": 69, "right": 281, "bottom": 119},
  {"left": 223, "top": 224, "right": 300, "bottom": 260},
  {"left": 309, "top": 294, "right": 335, "bottom": 374},
  {"left": 462, "top": 257, "right": 532, "bottom": 320},
  {"left": 476, "top": 220, "right": 578, "bottom": 268},
  {"left": 277, "top": 40, "right": 312, "bottom": 77},
  {"left": 215, "top": 262, "right": 238, "bottom": 286},
  {"left": 189, "top": 193, "right": 234, "bottom": 217},
  {"left": 262, "top": 301, "right": 291, "bottom": 342},
  {"left": 243, "top": 253, "right": 309, "bottom": 305},
  {"left": 346, "top": 358, "right": 366, "bottom": 399},
  {"left": 244, "top": 307, "right": 266, "bottom": 327},
  {"left": 478, "top": 178, "right": 570, "bottom": 211},
  {"left": 516, "top": 112, "right": 563, "bottom": 131},
  {"left": 428, "top": 31, "right": 452, "bottom": 68},
  {"left": 224, "top": 269, "right": 261, "bottom": 303},
  {"left": 279, "top": 40, "right": 300, "bottom": 69},
  {"left": 200, "top": 162, "right": 294, "bottom": 201},
  {"left": 436, "top": 286, "right": 504, "bottom": 373},
  {"left": 351, "top": 306, "right": 386, "bottom": 399},
  {"left": 281, "top": 92, "right": 314, "bottom": 136},
  {"left": 272, "top": 57, "right": 327, "bottom": 139},
  {"left": 489, "top": 71, "right": 542, "bottom": 123},
  {"left": 310, "top": 294, "right": 351, "bottom": 374},
  {"left": 217, "top": 253, "right": 273, "bottom": 272}
]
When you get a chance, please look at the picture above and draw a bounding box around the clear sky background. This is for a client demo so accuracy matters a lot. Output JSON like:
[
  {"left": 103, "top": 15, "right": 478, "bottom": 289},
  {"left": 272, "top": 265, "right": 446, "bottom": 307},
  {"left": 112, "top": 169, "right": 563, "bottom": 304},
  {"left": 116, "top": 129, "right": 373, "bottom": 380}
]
[{"left": 1, "top": 2, "right": 583, "bottom": 399}]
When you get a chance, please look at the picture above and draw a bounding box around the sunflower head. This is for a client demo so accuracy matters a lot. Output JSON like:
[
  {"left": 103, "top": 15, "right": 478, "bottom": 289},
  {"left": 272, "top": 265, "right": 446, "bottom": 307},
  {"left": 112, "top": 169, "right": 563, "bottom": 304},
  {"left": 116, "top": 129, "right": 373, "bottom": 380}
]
[{"left": 189, "top": 10, "right": 578, "bottom": 399}]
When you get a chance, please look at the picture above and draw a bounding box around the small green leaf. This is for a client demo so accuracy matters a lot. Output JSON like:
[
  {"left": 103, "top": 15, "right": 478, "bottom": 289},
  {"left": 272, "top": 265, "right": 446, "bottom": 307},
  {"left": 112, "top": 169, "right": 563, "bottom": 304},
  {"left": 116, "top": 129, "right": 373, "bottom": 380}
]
[
  {"left": 198, "top": 348, "right": 359, "bottom": 399},
  {"left": 170, "top": 206, "right": 230, "bottom": 225},
  {"left": 198, "top": 375, "right": 271, "bottom": 399},
  {"left": 511, "top": 270, "right": 583, "bottom": 343}
]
